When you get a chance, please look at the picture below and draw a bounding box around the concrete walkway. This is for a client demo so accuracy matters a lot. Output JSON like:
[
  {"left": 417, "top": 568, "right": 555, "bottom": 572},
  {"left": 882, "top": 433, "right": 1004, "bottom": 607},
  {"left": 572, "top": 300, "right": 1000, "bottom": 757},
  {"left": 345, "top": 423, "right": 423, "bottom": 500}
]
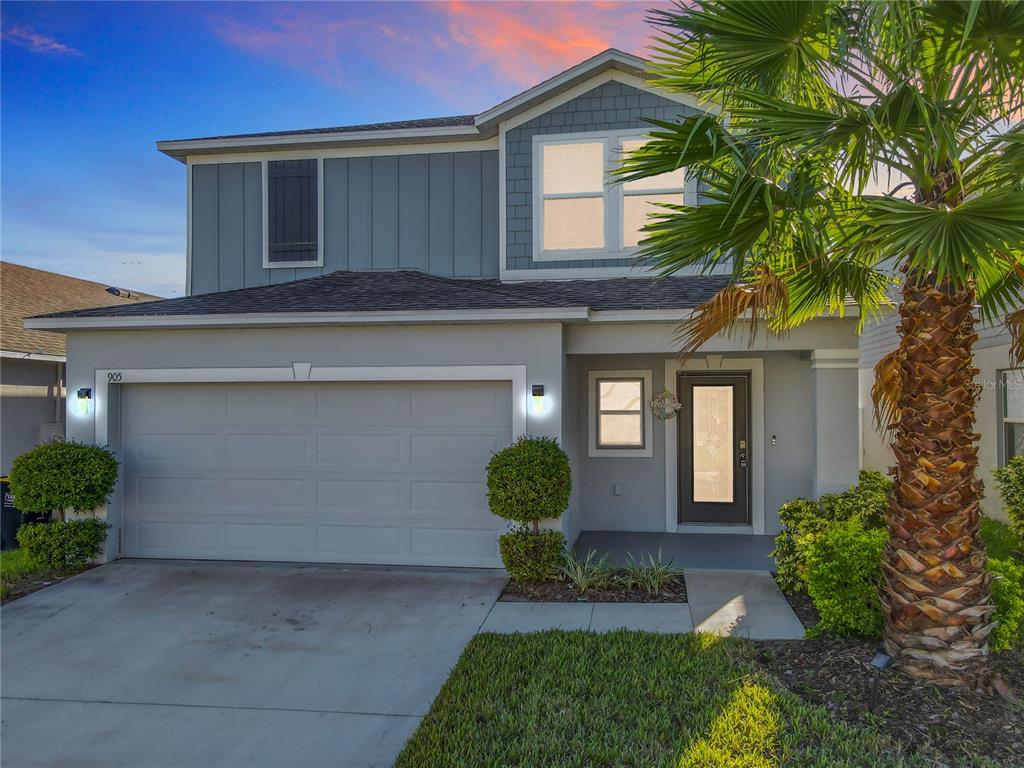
[{"left": 480, "top": 569, "right": 804, "bottom": 639}]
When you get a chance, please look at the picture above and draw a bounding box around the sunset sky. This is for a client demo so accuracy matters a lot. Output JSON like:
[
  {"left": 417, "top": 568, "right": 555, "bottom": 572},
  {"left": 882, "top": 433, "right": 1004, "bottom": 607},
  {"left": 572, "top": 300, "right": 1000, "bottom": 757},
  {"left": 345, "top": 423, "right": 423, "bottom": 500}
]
[{"left": 1, "top": 1, "right": 665, "bottom": 296}]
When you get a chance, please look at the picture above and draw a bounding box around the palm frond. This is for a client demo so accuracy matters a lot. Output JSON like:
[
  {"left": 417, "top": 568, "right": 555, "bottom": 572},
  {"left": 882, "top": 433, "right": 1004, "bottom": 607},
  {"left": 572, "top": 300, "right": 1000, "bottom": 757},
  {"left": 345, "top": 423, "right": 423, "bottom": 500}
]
[
  {"left": 675, "top": 268, "right": 789, "bottom": 355},
  {"left": 872, "top": 348, "right": 903, "bottom": 429},
  {"left": 1009, "top": 310, "right": 1024, "bottom": 366}
]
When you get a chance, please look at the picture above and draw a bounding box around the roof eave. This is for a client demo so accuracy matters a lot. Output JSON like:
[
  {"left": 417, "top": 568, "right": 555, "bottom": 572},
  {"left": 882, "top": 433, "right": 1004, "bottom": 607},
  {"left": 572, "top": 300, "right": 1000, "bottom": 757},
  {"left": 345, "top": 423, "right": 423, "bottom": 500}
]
[
  {"left": 157, "top": 124, "right": 489, "bottom": 163},
  {"left": 24, "top": 306, "right": 592, "bottom": 331}
]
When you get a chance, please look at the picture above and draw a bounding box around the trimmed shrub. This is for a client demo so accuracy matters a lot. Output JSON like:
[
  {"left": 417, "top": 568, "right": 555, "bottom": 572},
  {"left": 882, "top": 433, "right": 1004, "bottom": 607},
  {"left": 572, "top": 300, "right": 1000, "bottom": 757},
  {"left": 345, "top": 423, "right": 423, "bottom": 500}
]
[
  {"left": 499, "top": 528, "right": 565, "bottom": 582},
  {"left": 8, "top": 442, "right": 118, "bottom": 517},
  {"left": 772, "top": 498, "right": 823, "bottom": 593},
  {"left": 486, "top": 436, "right": 571, "bottom": 530},
  {"left": 16, "top": 519, "right": 110, "bottom": 570},
  {"left": 803, "top": 517, "right": 886, "bottom": 638},
  {"left": 772, "top": 471, "right": 891, "bottom": 593},
  {"left": 988, "top": 557, "right": 1024, "bottom": 653},
  {"left": 993, "top": 456, "right": 1024, "bottom": 541}
]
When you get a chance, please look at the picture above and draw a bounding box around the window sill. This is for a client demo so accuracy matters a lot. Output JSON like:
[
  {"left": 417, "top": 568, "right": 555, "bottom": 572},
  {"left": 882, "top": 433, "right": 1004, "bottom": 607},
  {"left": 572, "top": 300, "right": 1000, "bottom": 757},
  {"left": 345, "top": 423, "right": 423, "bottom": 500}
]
[
  {"left": 588, "top": 446, "right": 654, "bottom": 459},
  {"left": 263, "top": 260, "right": 324, "bottom": 269},
  {"left": 534, "top": 248, "right": 640, "bottom": 263}
]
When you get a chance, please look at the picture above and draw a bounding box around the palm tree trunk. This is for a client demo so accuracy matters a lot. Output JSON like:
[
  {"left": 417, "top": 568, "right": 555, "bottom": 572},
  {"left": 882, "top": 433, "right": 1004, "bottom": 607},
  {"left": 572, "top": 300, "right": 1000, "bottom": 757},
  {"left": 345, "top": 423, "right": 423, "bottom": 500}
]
[{"left": 881, "top": 272, "right": 995, "bottom": 685}]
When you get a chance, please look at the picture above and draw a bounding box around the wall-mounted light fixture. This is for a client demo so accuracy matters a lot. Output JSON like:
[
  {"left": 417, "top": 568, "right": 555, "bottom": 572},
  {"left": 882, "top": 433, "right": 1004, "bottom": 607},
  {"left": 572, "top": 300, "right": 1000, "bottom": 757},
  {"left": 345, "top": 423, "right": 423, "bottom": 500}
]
[
  {"left": 76, "top": 387, "right": 93, "bottom": 416},
  {"left": 531, "top": 384, "right": 545, "bottom": 416}
]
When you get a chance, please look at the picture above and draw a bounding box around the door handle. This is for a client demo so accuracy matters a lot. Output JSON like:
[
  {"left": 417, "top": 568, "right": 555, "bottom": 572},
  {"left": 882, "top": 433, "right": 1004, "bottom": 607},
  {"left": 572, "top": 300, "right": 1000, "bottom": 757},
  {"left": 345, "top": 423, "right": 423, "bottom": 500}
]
[{"left": 739, "top": 451, "right": 747, "bottom": 469}]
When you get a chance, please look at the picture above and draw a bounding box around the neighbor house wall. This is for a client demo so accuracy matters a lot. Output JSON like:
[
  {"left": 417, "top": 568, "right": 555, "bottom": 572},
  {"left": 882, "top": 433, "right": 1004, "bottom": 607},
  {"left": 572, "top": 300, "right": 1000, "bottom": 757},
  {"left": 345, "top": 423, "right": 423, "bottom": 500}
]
[
  {"left": 63, "top": 323, "right": 565, "bottom": 559},
  {"left": 190, "top": 151, "right": 500, "bottom": 295},
  {"left": 859, "top": 310, "right": 1017, "bottom": 522},
  {"left": 1, "top": 358, "right": 63, "bottom": 474}
]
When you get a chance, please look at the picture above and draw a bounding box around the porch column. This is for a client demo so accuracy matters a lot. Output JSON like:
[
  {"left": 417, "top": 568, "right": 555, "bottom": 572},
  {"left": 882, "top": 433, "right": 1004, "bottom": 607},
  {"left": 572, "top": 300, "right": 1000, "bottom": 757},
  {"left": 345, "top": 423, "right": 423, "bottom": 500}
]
[{"left": 811, "top": 349, "right": 860, "bottom": 497}]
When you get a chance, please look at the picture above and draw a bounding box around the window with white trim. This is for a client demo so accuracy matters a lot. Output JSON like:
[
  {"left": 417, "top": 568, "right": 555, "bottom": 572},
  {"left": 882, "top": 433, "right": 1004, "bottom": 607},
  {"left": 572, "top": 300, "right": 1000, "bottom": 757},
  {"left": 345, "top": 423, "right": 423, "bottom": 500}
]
[
  {"left": 588, "top": 369, "right": 654, "bottom": 458},
  {"left": 1002, "top": 369, "right": 1024, "bottom": 462},
  {"left": 534, "top": 132, "right": 684, "bottom": 261}
]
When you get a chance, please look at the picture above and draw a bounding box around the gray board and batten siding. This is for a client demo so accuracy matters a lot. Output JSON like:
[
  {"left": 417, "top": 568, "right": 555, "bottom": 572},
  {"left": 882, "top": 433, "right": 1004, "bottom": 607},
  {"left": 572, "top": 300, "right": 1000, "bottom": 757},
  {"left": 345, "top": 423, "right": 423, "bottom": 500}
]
[
  {"left": 190, "top": 151, "right": 500, "bottom": 295},
  {"left": 504, "top": 80, "right": 703, "bottom": 272}
]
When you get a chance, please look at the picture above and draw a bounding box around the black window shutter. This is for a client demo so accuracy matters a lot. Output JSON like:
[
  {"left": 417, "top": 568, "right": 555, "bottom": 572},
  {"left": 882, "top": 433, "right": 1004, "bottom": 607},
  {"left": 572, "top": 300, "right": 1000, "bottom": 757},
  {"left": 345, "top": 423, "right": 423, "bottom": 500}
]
[{"left": 268, "top": 159, "right": 318, "bottom": 263}]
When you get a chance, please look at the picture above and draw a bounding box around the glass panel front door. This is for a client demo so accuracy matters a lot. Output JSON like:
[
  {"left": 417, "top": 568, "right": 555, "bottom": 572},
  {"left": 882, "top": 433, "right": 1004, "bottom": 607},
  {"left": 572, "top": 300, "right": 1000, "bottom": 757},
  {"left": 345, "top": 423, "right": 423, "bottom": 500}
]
[{"left": 679, "top": 373, "right": 750, "bottom": 524}]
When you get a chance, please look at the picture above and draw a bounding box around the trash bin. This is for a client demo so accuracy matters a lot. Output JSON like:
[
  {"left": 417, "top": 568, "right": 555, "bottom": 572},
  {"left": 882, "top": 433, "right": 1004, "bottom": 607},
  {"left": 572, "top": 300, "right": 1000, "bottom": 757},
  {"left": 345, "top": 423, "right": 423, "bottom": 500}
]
[{"left": 1, "top": 478, "right": 50, "bottom": 550}]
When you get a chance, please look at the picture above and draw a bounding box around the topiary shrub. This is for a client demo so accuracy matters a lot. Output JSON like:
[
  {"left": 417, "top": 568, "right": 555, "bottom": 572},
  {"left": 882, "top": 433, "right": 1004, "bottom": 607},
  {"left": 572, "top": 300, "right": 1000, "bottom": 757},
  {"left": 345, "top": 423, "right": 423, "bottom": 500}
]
[
  {"left": 8, "top": 442, "right": 119, "bottom": 519},
  {"left": 499, "top": 528, "right": 566, "bottom": 583},
  {"left": 988, "top": 557, "right": 1024, "bottom": 653},
  {"left": 487, "top": 436, "right": 571, "bottom": 531},
  {"left": 772, "top": 471, "right": 891, "bottom": 593},
  {"left": 16, "top": 519, "right": 110, "bottom": 570},
  {"left": 487, "top": 436, "right": 571, "bottom": 581},
  {"left": 803, "top": 517, "right": 886, "bottom": 639},
  {"left": 993, "top": 456, "right": 1024, "bottom": 541}
]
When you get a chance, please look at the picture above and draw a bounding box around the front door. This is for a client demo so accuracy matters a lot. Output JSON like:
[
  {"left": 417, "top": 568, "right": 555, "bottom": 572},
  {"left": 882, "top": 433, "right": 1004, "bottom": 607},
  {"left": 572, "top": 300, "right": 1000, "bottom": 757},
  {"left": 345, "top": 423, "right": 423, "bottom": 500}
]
[{"left": 678, "top": 373, "right": 750, "bottom": 524}]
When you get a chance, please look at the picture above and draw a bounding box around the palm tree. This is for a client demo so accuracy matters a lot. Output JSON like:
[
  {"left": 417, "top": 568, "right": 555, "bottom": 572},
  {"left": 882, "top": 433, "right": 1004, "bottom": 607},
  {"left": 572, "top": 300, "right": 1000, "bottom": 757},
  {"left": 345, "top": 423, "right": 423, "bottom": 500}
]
[{"left": 618, "top": 0, "right": 1023, "bottom": 685}]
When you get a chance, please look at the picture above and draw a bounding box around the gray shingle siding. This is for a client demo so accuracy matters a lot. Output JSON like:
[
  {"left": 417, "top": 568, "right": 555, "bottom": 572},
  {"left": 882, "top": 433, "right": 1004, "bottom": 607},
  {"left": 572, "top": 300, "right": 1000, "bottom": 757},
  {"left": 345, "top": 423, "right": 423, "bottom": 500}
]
[
  {"left": 504, "top": 82, "right": 699, "bottom": 271},
  {"left": 190, "top": 151, "right": 500, "bottom": 295}
]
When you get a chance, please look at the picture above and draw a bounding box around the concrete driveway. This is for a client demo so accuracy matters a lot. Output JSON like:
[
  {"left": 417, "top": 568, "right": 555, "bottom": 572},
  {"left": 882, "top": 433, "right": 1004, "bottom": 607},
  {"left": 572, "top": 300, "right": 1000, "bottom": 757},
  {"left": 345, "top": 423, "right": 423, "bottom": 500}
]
[{"left": 1, "top": 559, "right": 506, "bottom": 768}]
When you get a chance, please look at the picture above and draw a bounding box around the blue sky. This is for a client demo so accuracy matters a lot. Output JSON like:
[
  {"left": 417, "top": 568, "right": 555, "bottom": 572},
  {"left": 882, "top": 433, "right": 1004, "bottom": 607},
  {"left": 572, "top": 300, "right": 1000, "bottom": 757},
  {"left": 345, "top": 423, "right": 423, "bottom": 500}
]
[{"left": 1, "top": 1, "right": 657, "bottom": 296}]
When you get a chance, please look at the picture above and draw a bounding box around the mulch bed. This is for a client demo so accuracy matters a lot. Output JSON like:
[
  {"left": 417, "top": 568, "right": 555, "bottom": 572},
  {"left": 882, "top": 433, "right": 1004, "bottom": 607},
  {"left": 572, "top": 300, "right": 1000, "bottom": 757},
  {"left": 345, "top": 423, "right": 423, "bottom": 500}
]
[
  {"left": 0, "top": 566, "right": 93, "bottom": 605},
  {"left": 754, "top": 638, "right": 1024, "bottom": 768},
  {"left": 501, "top": 576, "right": 687, "bottom": 603}
]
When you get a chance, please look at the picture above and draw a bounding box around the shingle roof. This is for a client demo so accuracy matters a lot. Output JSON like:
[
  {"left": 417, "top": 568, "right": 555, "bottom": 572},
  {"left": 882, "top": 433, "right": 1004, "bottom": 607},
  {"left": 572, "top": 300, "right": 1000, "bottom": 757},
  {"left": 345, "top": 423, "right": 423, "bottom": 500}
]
[
  {"left": 181, "top": 115, "right": 477, "bottom": 143},
  {"left": 1, "top": 262, "right": 160, "bottom": 356},
  {"left": 33, "top": 270, "right": 728, "bottom": 321}
]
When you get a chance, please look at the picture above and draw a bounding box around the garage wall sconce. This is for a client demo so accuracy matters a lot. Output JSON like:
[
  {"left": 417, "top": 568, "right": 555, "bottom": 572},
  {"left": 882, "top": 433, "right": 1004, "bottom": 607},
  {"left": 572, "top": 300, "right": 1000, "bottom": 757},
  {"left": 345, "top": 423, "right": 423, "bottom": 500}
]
[
  {"left": 76, "top": 387, "right": 93, "bottom": 416},
  {"left": 531, "top": 385, "right": 545, "bottom": 416}
]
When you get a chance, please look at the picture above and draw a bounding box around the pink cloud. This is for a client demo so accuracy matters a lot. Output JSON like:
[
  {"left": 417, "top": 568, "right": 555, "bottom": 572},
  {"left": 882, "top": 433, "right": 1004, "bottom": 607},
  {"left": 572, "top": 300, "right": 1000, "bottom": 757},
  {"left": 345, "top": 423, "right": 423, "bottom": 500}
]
[
  {"left": 2, "top": 24, "right": 82, "bottom": 56},
  {"left": 208, "top": 1, "right": 663, "bottom": 107}
]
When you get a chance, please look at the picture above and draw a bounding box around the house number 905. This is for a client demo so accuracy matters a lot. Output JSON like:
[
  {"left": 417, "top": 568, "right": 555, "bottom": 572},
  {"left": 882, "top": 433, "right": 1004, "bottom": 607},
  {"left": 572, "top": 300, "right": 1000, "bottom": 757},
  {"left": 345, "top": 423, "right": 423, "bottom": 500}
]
[{"left": 107, "top": 372, "right": 123, "bottom": 382}]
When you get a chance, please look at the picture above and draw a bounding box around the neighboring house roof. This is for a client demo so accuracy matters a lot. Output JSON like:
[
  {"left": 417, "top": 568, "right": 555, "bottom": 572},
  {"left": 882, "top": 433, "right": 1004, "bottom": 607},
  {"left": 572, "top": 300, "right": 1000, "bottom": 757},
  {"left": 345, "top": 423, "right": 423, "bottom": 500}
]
[
  {"left": 1, "top": 262, "right": 159, "bottom": 359},
  {"left": 27, "top": 270, "right": 729, "bottom": 328},
  {"left": 157, "top": 49, "right": 650, "bottom": 162}
]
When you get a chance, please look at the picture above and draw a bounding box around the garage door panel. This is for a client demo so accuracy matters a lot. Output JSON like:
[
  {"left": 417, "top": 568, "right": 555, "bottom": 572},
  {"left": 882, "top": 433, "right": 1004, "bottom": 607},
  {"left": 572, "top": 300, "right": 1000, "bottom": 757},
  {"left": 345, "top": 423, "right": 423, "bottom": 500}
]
[
  {"left": 410, "top": 480, "right": 488, "bottom": 513},
  {"left": 226, "top": 387, "right": 310, "bottom": 422},
  {"left": 224, "top": 433, "right": 309, "bottom": 463},
  {"left": 410, "top": 384, "right": 509, "bottom": 426},
  {"left": 316, "top": 434, "right": 402, "bottom": 465},
  {"left": 222, "top": 478, "right": 308, "bottom": 508},
  {"left": 122, "top": 381, "right": 511, "bottom": 566},
  {"left": 126, "top": 387, "right": 227, "bottom": 426},
  {"left": 409, "top": 433, "right": 504, "bottom": 466},
  {"left": 315, "top": 387, "right": 405, "bottom": 424}
]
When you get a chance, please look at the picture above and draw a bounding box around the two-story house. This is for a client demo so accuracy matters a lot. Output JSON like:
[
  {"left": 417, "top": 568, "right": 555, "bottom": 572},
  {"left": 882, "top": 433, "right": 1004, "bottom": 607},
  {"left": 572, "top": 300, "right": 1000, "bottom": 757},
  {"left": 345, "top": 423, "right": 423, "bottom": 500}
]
[{"left": 27, "top": 50, "right": 862, "bottom": 566}]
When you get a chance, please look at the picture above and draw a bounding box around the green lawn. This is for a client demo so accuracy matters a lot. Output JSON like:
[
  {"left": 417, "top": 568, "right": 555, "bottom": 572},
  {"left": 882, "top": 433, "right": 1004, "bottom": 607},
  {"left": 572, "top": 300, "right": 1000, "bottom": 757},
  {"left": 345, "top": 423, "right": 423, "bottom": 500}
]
[
  {"left": 980, "top": 516, "right": 1021, "bottom": 561},
  {"left": 396, "top": 631, "right": 923, "bottom": 768},
  {"left": 0, "top": 547, "right": 40, "bottom": 599}
]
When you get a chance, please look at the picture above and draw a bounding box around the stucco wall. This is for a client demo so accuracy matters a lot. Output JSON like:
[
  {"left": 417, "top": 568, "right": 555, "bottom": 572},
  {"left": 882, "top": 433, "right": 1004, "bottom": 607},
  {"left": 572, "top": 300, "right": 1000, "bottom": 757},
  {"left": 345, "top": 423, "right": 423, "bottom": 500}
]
[
  {"left": 64, "top": 323, "right": 566, "bottom": 558},
  {"left": 568, "top": 351, "right": 818, "bottom": 536},
  {"left": 1, "top": 358, "right": 63, "bottom": 474}
]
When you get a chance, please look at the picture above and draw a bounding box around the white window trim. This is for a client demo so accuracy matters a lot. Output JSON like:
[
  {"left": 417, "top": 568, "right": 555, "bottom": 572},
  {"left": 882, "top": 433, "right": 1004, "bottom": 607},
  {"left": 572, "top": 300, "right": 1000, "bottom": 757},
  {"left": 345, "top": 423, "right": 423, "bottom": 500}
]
[
  {"left": 532, "top": 129, "right": 684, "bottom": 263},
  {"left": 262, "top": 157, "right": 325, "bottom": 269},
  {"left": 588, "top": 369, "right": 653, "bottom": 458},
  {"left": 1000, "top": 368, "right": 1024, "bottom": 464}
]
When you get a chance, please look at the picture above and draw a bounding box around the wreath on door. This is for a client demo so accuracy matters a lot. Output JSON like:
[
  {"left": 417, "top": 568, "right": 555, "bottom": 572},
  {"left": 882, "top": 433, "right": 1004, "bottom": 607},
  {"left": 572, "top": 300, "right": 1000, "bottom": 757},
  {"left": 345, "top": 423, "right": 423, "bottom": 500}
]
[{"left": 651, "top": 388, "right": 682, "bottom": 420}]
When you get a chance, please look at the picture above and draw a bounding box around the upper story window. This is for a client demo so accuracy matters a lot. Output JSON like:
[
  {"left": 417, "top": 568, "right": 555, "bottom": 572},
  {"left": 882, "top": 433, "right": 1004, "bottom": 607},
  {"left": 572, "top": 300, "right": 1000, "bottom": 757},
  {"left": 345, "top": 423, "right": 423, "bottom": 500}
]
[
  {"left": 1002, "top": 369, "right": 1024, "bottom": 462},
  {"left": 533, "top": 131, "right": 684, "bottom": 262},
  {"left": 264, "top": 158, "right": 322, "bottom": 268}
]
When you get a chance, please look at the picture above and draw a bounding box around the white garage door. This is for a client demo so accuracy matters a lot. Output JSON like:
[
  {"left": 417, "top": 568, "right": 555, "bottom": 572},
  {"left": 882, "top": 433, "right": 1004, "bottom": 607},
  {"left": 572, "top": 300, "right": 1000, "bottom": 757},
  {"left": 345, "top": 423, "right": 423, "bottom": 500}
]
[{"left": 120, "top": 380, "right": 512, "bottom": 567}]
